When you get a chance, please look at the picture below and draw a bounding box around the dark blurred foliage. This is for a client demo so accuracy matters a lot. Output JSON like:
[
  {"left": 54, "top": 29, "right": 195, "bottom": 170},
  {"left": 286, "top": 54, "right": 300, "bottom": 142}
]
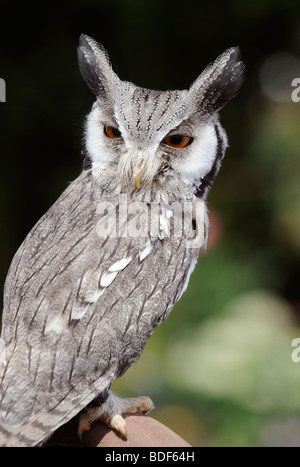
[{"left": 1, "top": 0, "right": 300, "bottom": 446}]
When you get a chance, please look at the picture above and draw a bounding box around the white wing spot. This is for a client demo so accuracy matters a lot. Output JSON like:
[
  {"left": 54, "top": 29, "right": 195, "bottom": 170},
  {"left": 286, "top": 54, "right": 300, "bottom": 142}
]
[
  {"left": 70, "top": 304, "right": 90, "bottom": 321},
  {"left": 108, "top": 256, "right": 132, "bottom": 272},
  {"left": 139, "top": 240, "right": 153, "bottom": 261},
  {"left": 100, "top": 270, "right": 119, "bottom": 287},
  {"left": 89, "top": 288, "right": 105, "bottom": 302},
  {"left": 0, "top": 338, "right": 7, "bottom": 366},
  {"left": 100, "top": 256, "right": 132, "bottom": 288},
  {"left": 159, "top": 213, "right": 169, "bottom": 236},
  {"left": 159, "top": 208, "right": 173, "bottom": 238},
  {"left": 45, "top": 315, "right": 68, "bottom": 335}
]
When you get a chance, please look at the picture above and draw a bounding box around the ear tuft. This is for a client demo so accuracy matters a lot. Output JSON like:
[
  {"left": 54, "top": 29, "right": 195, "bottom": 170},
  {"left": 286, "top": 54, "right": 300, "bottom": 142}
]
[
  {"left": 78, "top": 34, "right": 117, "bottom": 98},
  {"left": 190, "top": 47, "right": 244, "bottom": 115}
]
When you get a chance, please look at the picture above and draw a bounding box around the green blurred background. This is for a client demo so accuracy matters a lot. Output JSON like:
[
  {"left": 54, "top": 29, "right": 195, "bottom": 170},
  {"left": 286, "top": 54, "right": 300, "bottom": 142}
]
[{"left": 1, "top": 0, "right": 300, "bottom": 447}]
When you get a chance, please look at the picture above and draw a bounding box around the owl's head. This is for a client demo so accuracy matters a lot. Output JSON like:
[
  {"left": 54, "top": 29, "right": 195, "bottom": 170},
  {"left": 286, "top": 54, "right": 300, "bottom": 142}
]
[{"left": 78, "top": 35, "right": 244, "bottom": 198}]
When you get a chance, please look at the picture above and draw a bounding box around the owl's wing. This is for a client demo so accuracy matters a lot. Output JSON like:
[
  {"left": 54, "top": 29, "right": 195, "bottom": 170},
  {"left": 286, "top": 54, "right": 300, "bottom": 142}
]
[{"left": 0, "top": 170, "right": 206, "bottom": 446}]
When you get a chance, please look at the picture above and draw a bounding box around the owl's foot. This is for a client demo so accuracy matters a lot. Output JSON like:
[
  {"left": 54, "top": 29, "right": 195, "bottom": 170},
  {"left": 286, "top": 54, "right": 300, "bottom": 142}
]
[{"left": 78, "top": 391, "right": 154, "bottom": 440}]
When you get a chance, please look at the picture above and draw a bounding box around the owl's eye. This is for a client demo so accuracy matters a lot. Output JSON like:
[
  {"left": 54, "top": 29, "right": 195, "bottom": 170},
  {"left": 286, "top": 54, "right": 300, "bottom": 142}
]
[
  {"left": 163, "top": 134, "right": 193, "bottom": 149},
  {"left": 104, "top": 125, "right": 122, "bottom": 139}
]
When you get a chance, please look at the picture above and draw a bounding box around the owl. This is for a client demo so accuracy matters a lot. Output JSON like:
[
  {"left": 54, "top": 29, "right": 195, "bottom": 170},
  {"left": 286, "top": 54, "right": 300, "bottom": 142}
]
[{"left": 0, "top": 35, "right": 243, "bottom": 446}]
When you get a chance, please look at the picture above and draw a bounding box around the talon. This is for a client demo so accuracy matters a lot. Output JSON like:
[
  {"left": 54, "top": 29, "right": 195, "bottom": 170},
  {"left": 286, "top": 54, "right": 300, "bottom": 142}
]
[
  {"left": 109, "top": 414, "right": 127, "bottom": 439},
  {"left": 77, "top": 413, "right": 91, "bottom": 441},
  {"left": 126, "top": 396, "right": 154, "bottom": 414},
  {"left": 77, "top": 392, "right": 154, "bottom": 441}
]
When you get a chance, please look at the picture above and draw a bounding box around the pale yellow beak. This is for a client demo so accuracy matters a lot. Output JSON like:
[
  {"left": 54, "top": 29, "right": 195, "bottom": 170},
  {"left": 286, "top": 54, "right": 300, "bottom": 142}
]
[
  {"left": 134, "top": 172, "right": 143, "bottom": 189},
  {"left": 133, "top": 163, "right": 146, "bottom": 189}
]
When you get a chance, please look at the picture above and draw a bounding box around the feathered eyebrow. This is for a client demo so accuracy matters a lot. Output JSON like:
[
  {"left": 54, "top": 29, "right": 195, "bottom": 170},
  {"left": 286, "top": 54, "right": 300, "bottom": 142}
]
[
  {"left": 164, "top": 121, "right": 195, "bottom": 137},
  {"left": 100, "top": 119, "right": 119, "bottom": 128}
]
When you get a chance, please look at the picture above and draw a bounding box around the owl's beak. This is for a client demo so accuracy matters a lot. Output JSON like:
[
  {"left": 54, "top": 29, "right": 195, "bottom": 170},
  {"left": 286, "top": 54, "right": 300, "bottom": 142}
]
[
  {"left": 134, "top": 172, "right": 143, "bottom": 189},
  {"left": 133, "top": 164, "right": 146, "bottom": 189},
  {"left": 119, "top": 147, "right": 160, "bottom": 189}
]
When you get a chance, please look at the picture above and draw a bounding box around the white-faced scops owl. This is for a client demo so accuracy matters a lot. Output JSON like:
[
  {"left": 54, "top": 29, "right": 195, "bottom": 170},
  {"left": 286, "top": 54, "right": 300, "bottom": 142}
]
[{"left": 0, "top": 35, "right": 244, "bottom": 446}]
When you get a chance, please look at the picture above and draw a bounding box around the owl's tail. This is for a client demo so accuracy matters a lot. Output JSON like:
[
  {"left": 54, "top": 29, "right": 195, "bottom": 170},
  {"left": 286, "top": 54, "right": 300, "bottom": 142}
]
[
  {"left": 0, "top": 339, "right": 109, "bottom": 446},
  {"left": 0, "top": 339, "right": 42, "bottom": 446},
  {"left": 0, "top": 339, "right": 60, "bottom": 446}
]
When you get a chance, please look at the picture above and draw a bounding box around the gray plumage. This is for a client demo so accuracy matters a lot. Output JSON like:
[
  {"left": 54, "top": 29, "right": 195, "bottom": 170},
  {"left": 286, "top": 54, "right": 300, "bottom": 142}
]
[{"left": 0, "top": 35, "right": 243, "bottom": 446}]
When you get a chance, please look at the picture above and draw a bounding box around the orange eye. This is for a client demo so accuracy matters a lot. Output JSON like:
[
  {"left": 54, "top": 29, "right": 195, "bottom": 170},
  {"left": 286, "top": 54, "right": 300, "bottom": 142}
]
[
  {"left": 163, "top": 134, "right": 193, "bottom": 149},
  {"left": 104, "top": 125, "right": 122, "bottom": 139}
]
